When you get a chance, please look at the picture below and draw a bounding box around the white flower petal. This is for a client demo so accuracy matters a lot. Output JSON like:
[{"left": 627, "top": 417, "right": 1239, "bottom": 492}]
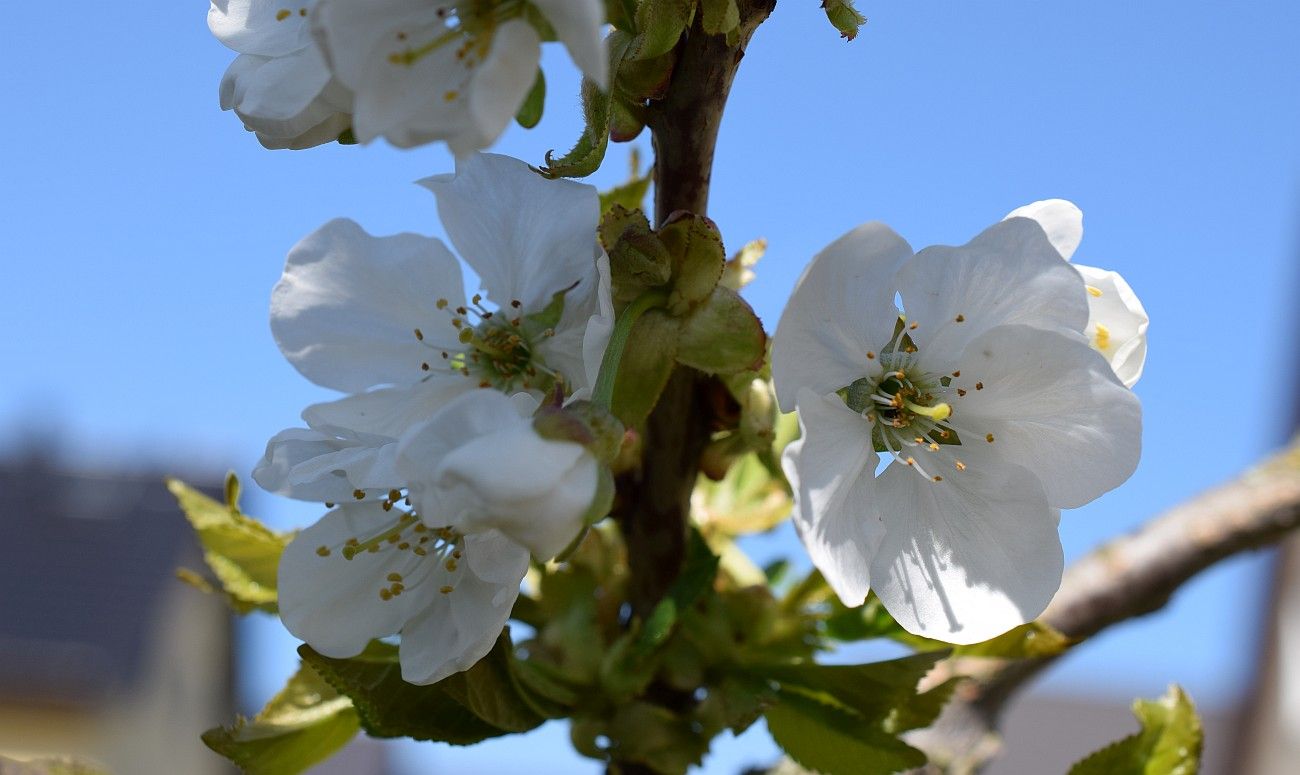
[
  {"left": 772, "top": 223, "right": 914, "bottom": 412},
  {"left": 531, "top": 0, "right": 608, "bottom": 89},
  {"left": 1075, "top": 264, "right": 1149, "bottom": 388},
  {"left": 449, "top": 20, "right": 543, "bottom": 157},
  {"left": 783, "top": 388, "right": 881, "bottom": 606},
  {"left": 302, "top": 380, "right": 470, "bottom": 439},
  {"left": 419, "top": 153, "right": 603, "bottom": 313},
  {"left": 253, "top": 427, "right": 391, "bottom": 502},
  {"left": 1004, "top": 199, "right": 1083, "bottom": 261},
  {"left": 949, "top": 324, "right": 1141, "bottom": 509},
  {"left": 278, "top": 502, "right": 434, "bottom": 657},
  {"left": 271, "top": 218, "right": 465, "bottom": 392},
  {"left": 399, "top": 390, "right": 595, "bottom": 560},
  {"left": 398, "top": 531, "right": 527, "bottom": 685},
  {"left": 869, "top": 460, "right": 1063, "bottom": 644},
  {"left": 898, "top": 217, "right": 1089, "bottom": 366},
  {"left": 578, "top": 254, "right": 616, "bottom": 395},
  {"left": 209, "top": 0, "right": 314, "bottom": 57}
]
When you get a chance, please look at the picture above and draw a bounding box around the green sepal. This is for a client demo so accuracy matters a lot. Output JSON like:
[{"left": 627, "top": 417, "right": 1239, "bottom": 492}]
[
  {"left": 1068, "top": 685, "right": 1203, "bottom": 775},
  {"left": 604, "top": 0, "right": 638, "bottom": 32},
  {"left": 658, "top": 212, "right": 727, "bottom": 315},
  {"left": 542, "top": 33, "right": 623, "bottom": 178},
  {"left": 201, "top": 662, "right": 360, "bottom": 775},
  {"left": 336, "top": 128, "right": 357, "bottom": 145},
  {"left": 822, "top": 0, "right": 867, "bottom": 41},
  {"left": 628, "top": 0, "right": 696, "bottom": 60},
  {"left": 765, "top": 688, "right": 927, "bottom": 775},
  {"left": 169, "top": 476, "right": 288, "bottom": 614},
  {"left": 602, "top": 207, "right": 673, "bottom": 307},
  {"left": 676, "top": 287, "right": 766, "bottom": 375},
  {"left": 609, "top": 308, "right": 681, "bottom": 426},
  {"left": 700, "top": 0, "right": 740, "bottom": 36},
  {"left": 617, "top": 47, "right": 678, "bottom": 100},
  {"left": 300, "top": 631, "right": 554, "bottom": 744},
  {"left": 515, "top": 70, "right": 546, "bottom": 129}
]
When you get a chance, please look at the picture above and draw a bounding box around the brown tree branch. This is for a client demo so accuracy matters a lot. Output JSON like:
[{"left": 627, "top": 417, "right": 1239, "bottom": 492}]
[
  {"left": 615, "top": 0, "right": 775, "bottom": 621},
  {"left": 911, "top": 439, "right": 1300, "bottom": 773}
]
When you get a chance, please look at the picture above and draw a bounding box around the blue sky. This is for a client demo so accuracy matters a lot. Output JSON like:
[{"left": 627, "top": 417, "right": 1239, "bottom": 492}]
[{"left": 2, "top": 1, "right": 1298, "bottom": 773}]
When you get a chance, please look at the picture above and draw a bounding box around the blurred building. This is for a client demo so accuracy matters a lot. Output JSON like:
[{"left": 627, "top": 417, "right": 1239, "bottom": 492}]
[{"left": 0, "top": 454, "right": 233, "bottom": 774}]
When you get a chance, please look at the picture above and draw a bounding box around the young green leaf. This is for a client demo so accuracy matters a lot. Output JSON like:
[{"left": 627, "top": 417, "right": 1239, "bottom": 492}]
[
  {"left": 1068, "top": 685, "right": 1203, "bottom": 775},
  {"left": 168, "top": 476, "right": 288, "bottom": 614},
  {"left": 765, "top": 688, "right": 927, "bottom": 775},
  {"left": 515, "top": 70, "right": 546, "bottom": 129},
  {"left": 629, "top": 0, "right": 696, "bottom": 60},
  {"left": 300, "top": 633, "right": 550, "bottom": 744},
  {"left": 609, "top": 308, "right": 681, "bottom": 426},
  {"left": 202, "top": 662, "right": 359, "bottom": 775},
  {"left": 676, "top": 287, "right": 767, "bottom": 375}
]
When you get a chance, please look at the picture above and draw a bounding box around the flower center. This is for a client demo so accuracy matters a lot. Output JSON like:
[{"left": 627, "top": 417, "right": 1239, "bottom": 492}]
[
  {"left": 415, "top": 294, "right": 561, "bottom": 394},
  {"left": 313, "top": 509, "right": 467, "bottom": 601}
]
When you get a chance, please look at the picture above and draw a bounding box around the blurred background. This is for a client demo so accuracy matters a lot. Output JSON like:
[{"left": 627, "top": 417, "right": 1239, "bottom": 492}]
[{"left": 1, "top": 1, "right": 1297, "bottom": 773}]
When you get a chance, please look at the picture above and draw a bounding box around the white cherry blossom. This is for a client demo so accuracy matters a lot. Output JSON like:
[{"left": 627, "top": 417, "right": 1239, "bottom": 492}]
[
  {"left": 773, "top": 218, "right": 1142, "bottom": 643},
  {"left": 312, "top": 0, "right": 607, "bottom": 153},
  {"left": 1005, "top": 199, "right": 1149, "bottom": 387},
  {"left": 398, "top": 389, "right": 601, "bottom": 561},
  {"left": 278, "top": 500, "right": 529, "bottom": 684},
  {"left": 257, "top": 153, "right": 612, "bottom": 502},
  {"left": 209, "top": 0, "right": 353, "bottom": 149}
]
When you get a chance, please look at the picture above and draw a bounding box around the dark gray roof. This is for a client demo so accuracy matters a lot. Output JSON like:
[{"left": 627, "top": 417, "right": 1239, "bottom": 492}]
[{"left": 0, "top": 455, "right": 225, "bottom": 708}]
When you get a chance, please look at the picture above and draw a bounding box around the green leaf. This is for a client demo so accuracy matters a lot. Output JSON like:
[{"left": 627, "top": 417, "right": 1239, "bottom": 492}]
[
  {"left": 202, "top": 663, "right": 360, "bottom": 775},
  {"left": 765, "top": 688, "right": 926, "bottom": 775},
  {"left": 657, "top": 212, "right": 727, "bottom": 314},
  {"left": 300, "top": 632, "right": 549, "bottom": 744},
  {"left": 1068, "top": 685, "right": 1203, "bottom": 775},
  {"left": 515, "top": 70, "right": 546, "bottom": 128},
  {"left": 822, "top": 0, "right": 867, "bottom": 41},
  {"left": 629, "top": 0, "right": 695, "bottom": 60},
  {"left": 700, "top": 0, "right": 740, "bottom": 35},
  {"left": 676, "top": 287, "right": 767, "bottom": 374},
  {"left": 610, "top": 308, "right": 681, "bottom": 426},
  {"left": 168, "top": 476, "right": 288, "bottom": 614},
  {"left": 761, "top": 651, "right": 948, "bottom": 724}
]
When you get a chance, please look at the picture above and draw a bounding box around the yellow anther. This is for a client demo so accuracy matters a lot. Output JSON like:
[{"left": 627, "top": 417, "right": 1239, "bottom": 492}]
[
  {"left": 986, "top": 433, "right": 996, "bottom": 443},
  {"left": 352, "top": 489, "right": 365, "bottom": 500},
  {"left": 315, "top": 546, "right": 331, "bottom": 557},
  {"left": 386, "top": 573, "right": 403, "bottom": 582},
  {"left": 445, "top": 559, "right": 458, "bottom": 571},
  {"left": 955, "top": 314, "right": 966, "bottom": 323},
  {"left": 276, "top": 9, "right": 291, "bottom": 21},
  {"left": 955, "top": 460, "right": 966, "bottom": 471},
  {"left": 928, "top": 442, "right": 940, "bottom": 451},
  {"left": 379, "top": 589, "right": 393, "bottom": 601},
  {"left": 951, "top": 370, "right": 961, "bottom": 377},
  {"left": 957, "top": 388, "right": 967, "bottom": 397},
  {"left": 1086, "top": 285, "right": 1103, "bottom": 298},
  {"left": 866, "top": 351, "right": 876, "bottom": 360},
  {"left": 1093, "top": 323, "right": 1111, "bottom": 351},
  {"left": 905, "top": 457, "right": 916, "bottom": 466},
  {"left": 909, "top": 321, "right": 918, "bottom": 330},
  {"left": 436, "top": 298, "right": 449, "bottom": 309},
  {"left": 439, "top": 585, "right": 454, "bottom": 595},
  {"left": 414, "top": 547, "right": 428, "bottom": 556},
  {"left": 933, "top": 475, "right": 943, "bottom": 482},
  {"left": 975, "top": 382, "right": 984, "bottom": 390}
]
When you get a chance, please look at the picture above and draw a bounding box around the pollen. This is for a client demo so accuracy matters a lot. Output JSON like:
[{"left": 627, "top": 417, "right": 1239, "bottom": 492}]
[
  {"left": 986, "top": 433, "right": 996, "bottom": 443},
  {"left": 379, "top": 589, "right": 393, "bottom": 601},
  {"left": 1094, "top": 323, "right": 1111, "bottom": 351},
  {"left": 1087, "top": 285, "right": 1103, "bottom": 298},
  {"left": 954, "top": 460, "right": 966, "bottom": 471}
]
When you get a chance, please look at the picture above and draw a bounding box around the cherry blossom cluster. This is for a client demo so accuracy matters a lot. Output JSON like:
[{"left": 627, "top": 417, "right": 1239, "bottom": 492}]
[
  {"left": 256, "top": 153, "right": 615, "bottom": 683},
  {"left": 209, "top": 0, "right": 606, "bottom": 151},
  {"left": 215, "top": 1, "right": 1150, "bottom": 685}
]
